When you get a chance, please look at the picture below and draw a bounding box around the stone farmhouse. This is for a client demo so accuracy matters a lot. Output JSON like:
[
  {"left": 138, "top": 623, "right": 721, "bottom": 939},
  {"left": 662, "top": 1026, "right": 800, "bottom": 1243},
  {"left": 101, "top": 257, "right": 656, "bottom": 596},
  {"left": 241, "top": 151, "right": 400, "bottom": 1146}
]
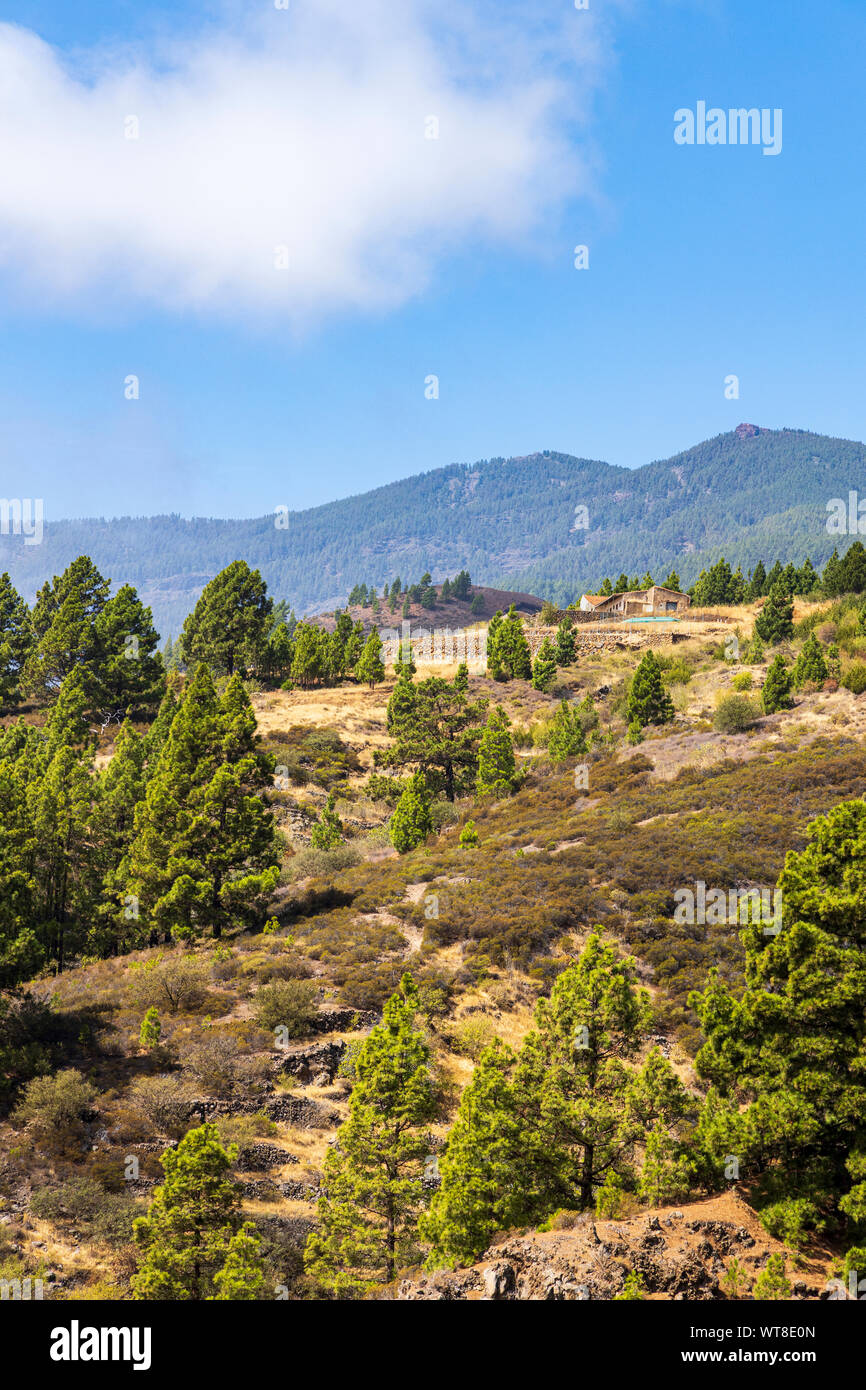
[{"left": 579, "top": 585, "right": 692, "bottom": 617}]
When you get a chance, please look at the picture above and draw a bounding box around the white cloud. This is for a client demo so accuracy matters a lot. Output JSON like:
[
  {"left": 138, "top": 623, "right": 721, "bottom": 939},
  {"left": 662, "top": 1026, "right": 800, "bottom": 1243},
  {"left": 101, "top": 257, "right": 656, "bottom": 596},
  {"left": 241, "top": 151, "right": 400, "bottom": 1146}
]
[{"left": 0, "top": 0, "right": 606, "bottom": 325}]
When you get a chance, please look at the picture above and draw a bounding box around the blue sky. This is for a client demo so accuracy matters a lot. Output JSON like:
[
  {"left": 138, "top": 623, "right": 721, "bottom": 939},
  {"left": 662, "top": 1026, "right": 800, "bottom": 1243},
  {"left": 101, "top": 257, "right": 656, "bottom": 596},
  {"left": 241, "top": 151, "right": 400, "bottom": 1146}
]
[{"left": 0, "top": 0, "right": 864, "bottom": 520}]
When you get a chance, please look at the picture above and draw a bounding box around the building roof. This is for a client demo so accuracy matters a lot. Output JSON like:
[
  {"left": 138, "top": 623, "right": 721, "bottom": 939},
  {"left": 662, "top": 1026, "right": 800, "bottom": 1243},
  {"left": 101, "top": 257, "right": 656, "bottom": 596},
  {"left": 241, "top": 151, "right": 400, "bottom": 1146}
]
[{"left": 580, "top": 594, "right": 609, "bottom": 606}]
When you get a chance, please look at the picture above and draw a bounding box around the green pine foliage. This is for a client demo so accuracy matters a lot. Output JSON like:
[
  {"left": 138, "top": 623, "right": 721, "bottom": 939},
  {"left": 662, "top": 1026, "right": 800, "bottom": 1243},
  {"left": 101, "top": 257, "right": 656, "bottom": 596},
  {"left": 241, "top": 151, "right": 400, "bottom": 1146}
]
[
  {"left": 311, "top": 793, "right": 344, "bottom": 850},
  {"left": 547, "top": 700, "right": 587, "bottom": 763},
  {"left": 792, "top": 632, "right": 828, "bottom": 688},
  {"left": 531, "top": 637, "right": 558, "bottom": 692},
  {"left": 304, "top": 974, "right": 434, "bottom": 1293},
  {"left": 554, "top": 616, "right": 576, "bottom": 666},
  {"left": 132, "top": 1123, "right": 265, "bottom": 1300},
  {"left": 180, "top": 560, "right": 272, "bottom": 678},
  {"left": 753, "top": 586, "right": 795, "bottom": 645},
  {"left": 476, "top": 705, "right": 517, "bottom": 797},
  {"left": 121, "top": 668, "right": 280, "bottom": 942},
  {"left": 424, "top": 936, "right": 691, "bottom": 1265},
  {"left": 0, "top": 572, "right": 31, "bottom": 711},
  {"left": 355, "top": 629, "right": 385, "bottom": 688},
  {"left": 690, "top": 800, "right": 866, "bottom": 1247},
  {"left": 389, "top": 773, "right": 433, "bottom": 854},
  {"left": 488, "top": 606, "right": 532, "bottom": 681},
  {"left": 762, "top": 654, "right": 793, "bottom": 713},
  {"left": 378, "top": 676, "right": 489, "bottom": 802},
  {"left": 627, "top": 651, "right": 675, "bottom": 728}
]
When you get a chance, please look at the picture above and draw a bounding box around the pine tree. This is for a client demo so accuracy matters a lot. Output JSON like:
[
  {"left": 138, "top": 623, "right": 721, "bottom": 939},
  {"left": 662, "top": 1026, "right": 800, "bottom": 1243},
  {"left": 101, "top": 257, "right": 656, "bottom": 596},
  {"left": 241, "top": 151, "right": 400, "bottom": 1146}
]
[
  {"left": 663, "top": 571, "right": 681, "bottom": 592},
  {"left": 290, "top": 622, "right": 325, "bottom": 688},
  {"left": 792, "top": 632, "right": 828, "bottom": 688},
  {"left": 531, "top": 637, "right": 558, "bottom": 692},
  {"left": 387, "top": 669, "right": 416, "bottom": 732},
  {"left": 143, "top": 689, "right": 178, "bottom": 774},
  {"left": 355, "top": 630, "right": 385, "bottom": 689},
  {"left": 132, "top": 1123, "right": 265, "bottom": 1300},
  {"left": 637, "top": 1125, "right": 692, "bottom": 1207},
  {"left": 744, "top": 632, "right": 765, "bottom": 665},
  {"left": 0, "top": 756, "right": 39, "bottom": 984},
  {"left": 28, "top": 740, "right": 95, "bottom": 972},
  {"left": 495, "top": 607, "right": 532, "bottom": 681},
  {"left": 311, "top": 793, "right": 344, "bottom": 849},
  {"left": 753, "top": 1254, "right": 791, "bottom": 1301},
  {"left": 554, "top": 617, "right": 576, "bottom": 666},
  {"left": 690, "top": 800, "right": 866, "bottom": 1244},
  {"left": 0, "top": 573, "right": 30, "bottom": 710},
  {"left": 459, "top": 819, "right": 479, "bottom": 848},
  {"left": 389, "top": 773, "right": 433, "bottom": 853},
  {"left": 92, "top": 719, "right": 147, "bottom": 953},
  {"left": 379, "top": 676, "right": 488, "bottom": 802},
  {"left": 547, "top": 700, "right": 587, "bottom": 763},
  {"left": 476, "top": 705, "right": 516, "bottom": 796},
  {"left": 92, "top": 583, "right": 165, "bottom": 722},
  {"left": 24, "top": 555, "right": 111, "bottom": 701},
  {"left": 753, "top": 585, "right": 794, "bottom": 644},
  {"left": 421, "top": 1040, "right": 522, "bottom": 1267},
  {"left": 139, "top": 1006, "right": 161, "bottom": 1050},
  {"left": 841, "top": 540, "right": 866, "bottom": 594},
  {"left": 512, "top": 935, "right": 652, "bottom": 1214},
  {"left": 453, "top": 661, "right": 469, "bottom": 696},
  {"left": 627, "top": 651, "right": 674, "bottom": 728},
  {"left": 822, "top": 549, "right": 845, "bottom": 597},
  {"left": 210, "top": 1226, "right": 267, "bottom": 1300},
  {"left": 485, "top": 611, "right": 504, "bottom": 679},
  {"left": 796, "top": 557, "right": 819, "bottom": 594},
  {"left": 762, "top": 654, "right": 793, "bottom": 713},
  {"left": 122, "top": 667, "right": 280, "bottom": 940},
  {"left": 180, "top": 561, "right": 272, "bottom": 678},
  {"left": 304, "top": 974, "right": 434, "bottom": 1293},
  {"left": 748, "top": 560, "right": 767, "bottom": 600},
  {"left": 427, "top": 936, "right": 660, "bottom": 1259}
]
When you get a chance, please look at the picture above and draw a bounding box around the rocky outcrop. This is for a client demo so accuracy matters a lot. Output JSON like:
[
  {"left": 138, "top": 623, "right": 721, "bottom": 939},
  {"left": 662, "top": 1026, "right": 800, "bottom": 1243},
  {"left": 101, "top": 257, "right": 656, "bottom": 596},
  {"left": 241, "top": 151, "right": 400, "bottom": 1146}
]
[{"left": 397, "top": 1196, "right": 826, "bottom": 1301}]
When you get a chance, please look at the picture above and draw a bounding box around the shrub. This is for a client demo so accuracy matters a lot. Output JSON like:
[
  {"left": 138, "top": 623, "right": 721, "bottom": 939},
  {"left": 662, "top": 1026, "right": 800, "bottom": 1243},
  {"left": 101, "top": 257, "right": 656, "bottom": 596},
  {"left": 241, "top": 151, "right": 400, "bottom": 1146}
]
[
  {"left": 12, "top": 1069, "right": 97, "bottom": 1149},
  {"left": 759, "top": 1197, "right": 823, "bottom": 1250},
  {"left": 720, "top": 1258, "right": 752, "bottom": 1299},
  {"left": 459, "top": 820, "right": 479, "bottom": 848},
  {"left": 127, "top": 1073, "right": 195, "bottom": 1139},
  {"left": 252, "top": 978, "right": 320, "bottom": 1037},
  {"left": 0, "top": 990, "right": 78, "bottom": 1112},
  {"left": 284, "top": 843, "right": 361, "bottom": 881},
  {"left": 731, "top": 671, "right": 752, "bottom": 691},
  {"left": 31, "top": 1177, "right": 135, "bottom": 1247},
  {"left": 128, "top": 954, "right": 209, "bottom": 1015},
  {"left": 448, "top": 1015, "right": 495, "bottom": 1060},
  {"left": 180, "top": 1033, "right": 243, "bottom": 1097},
  {"left": 753, "top": 1253, "right": 791, "bottom": 1300},
  {"left": 842, "top": 663, "right": 866, "bottom": 694},
  {"left": 713, "top": 694, "right": 758, "bottom": 733}
]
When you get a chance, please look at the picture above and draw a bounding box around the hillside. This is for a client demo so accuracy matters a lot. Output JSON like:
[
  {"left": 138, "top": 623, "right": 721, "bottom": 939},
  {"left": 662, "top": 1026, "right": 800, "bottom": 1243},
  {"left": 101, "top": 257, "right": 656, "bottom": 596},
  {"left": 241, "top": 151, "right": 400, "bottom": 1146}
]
[
  {"left": 2, "top": 423, "right": 864, "bottom": 638},
  {"left": 2, "top": 593, "right": 865, "bottom": 1302}
]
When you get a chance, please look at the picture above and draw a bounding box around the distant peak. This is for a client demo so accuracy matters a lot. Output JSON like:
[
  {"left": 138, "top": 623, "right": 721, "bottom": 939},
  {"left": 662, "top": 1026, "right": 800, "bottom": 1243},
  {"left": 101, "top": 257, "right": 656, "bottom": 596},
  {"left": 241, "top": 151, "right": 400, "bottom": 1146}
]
[{"left": 735, "top": 422, "right": 762, "bottom": 440}]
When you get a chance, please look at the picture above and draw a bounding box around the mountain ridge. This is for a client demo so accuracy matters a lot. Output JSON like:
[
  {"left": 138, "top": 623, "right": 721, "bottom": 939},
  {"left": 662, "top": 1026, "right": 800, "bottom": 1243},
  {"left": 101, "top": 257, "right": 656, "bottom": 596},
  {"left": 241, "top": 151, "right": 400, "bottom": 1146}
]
[{"left": 1, "top": 424, "right": 862, "bottom": 637}]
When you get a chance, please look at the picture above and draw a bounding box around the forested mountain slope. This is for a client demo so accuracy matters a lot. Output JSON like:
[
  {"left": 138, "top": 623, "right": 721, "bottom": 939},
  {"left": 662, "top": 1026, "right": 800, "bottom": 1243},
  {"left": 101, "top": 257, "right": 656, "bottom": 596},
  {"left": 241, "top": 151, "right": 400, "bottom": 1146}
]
[{"left": 1, "top": 424, "right": 861, "bottom": 636}]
